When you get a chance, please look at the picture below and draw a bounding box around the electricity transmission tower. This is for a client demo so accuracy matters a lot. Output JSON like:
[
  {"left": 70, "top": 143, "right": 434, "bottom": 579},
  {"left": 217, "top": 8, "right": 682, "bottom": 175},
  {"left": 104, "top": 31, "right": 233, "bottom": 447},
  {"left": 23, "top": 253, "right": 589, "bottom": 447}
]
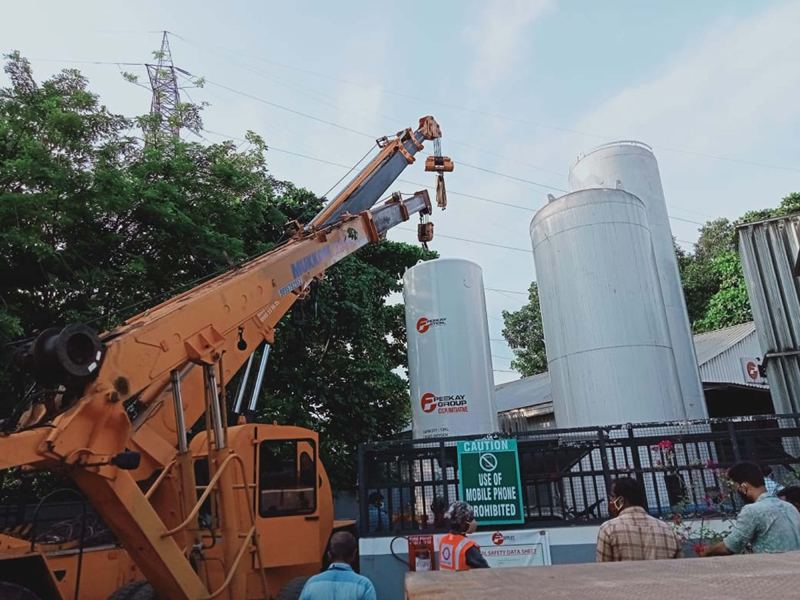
[{"left": 145, "top": 31, "right": 181, "bottom": 142}]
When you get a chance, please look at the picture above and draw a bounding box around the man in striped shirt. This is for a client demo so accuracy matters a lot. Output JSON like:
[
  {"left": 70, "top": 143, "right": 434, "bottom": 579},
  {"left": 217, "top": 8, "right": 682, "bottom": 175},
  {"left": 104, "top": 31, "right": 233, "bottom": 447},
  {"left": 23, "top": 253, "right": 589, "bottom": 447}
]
[{"left": 596, "top": 477, "right": 683, "bottom": 562}]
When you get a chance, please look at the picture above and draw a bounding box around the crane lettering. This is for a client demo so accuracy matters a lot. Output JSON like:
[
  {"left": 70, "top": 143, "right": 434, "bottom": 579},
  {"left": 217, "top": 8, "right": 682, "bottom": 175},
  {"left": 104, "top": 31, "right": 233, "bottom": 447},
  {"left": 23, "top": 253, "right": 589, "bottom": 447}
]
[{"left": 291, "top": 246, "right": 333, "bottom": 279}]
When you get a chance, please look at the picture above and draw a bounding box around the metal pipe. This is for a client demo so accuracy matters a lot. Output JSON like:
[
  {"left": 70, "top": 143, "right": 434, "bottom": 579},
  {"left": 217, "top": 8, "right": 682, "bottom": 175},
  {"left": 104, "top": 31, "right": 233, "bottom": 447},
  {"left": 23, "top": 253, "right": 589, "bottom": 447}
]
[
  {"left": 205, "top": 365, "right": 226, "bottom": 450},
  {"left": 248, "top": 344, "right": 270, "bottom": 413},
  {"left": 170, "top": 369, "right": 188, "bottom": 454},
  {"left": 232, "top": 353, "right": 254, "bottom": 414}
]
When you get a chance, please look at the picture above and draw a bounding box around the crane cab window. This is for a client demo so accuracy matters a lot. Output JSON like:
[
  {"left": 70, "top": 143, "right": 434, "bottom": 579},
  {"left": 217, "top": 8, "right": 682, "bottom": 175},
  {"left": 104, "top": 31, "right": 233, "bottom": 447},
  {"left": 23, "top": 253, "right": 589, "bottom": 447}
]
[{"left": 259, "top": 438, "right": 317, "bottom": 518}]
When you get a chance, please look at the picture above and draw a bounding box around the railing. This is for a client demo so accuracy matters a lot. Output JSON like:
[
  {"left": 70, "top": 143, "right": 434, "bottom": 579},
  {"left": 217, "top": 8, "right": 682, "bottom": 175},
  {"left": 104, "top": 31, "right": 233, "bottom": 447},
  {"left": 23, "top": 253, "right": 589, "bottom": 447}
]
[{"left": 357, "top": 413, "right": 800, "bottom": 537}]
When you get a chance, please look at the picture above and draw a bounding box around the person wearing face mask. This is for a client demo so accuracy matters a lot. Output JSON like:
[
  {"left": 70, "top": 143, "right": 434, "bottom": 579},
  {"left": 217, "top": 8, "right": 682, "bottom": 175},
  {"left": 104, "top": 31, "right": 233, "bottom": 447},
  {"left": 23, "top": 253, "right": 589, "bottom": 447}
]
[
  {"left": 700, "top": 461, "right": 800, "bottom": 556},
  {"left": 438, "top": 501, "right": 489, "bottom": 570},
  {"left": 596, "top": 477, "right": 682, "bottom": 562},
  {"left": 367, "top": 491, "right": 390, "bottom": 532}
]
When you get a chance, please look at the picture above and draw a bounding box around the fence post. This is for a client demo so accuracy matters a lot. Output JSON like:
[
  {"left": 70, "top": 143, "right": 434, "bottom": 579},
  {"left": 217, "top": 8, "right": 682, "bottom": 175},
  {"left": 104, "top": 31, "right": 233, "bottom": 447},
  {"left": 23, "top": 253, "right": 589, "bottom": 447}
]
[
  {"left": 439, "top": 441, "right": 450, "bottom": 506},
  {"left": 627, "top": 425, "right": 649, "bottom": 512},
  {"left": 597, "top": 429, "right": 613, "bottom": 494},
  {"left": 727, "top": 422, "right": 742, "bottom": 462},
  {"left": 358, "top": 443, "right": 369, "bottom": 536}
]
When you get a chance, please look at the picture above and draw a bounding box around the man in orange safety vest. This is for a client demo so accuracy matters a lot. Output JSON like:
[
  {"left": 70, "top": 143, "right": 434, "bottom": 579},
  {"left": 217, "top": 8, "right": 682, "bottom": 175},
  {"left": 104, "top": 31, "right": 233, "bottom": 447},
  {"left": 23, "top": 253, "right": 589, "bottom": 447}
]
[{"left": 438, "top": 501, "right": 489, "bottom": 571}]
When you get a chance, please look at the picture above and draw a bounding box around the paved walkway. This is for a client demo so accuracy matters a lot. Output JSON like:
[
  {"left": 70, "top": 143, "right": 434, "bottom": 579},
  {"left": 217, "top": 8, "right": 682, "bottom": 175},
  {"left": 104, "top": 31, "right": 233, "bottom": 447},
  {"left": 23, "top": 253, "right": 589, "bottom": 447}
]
[{"left": 406, "top": 552, "right": 800, "bottom": 599}]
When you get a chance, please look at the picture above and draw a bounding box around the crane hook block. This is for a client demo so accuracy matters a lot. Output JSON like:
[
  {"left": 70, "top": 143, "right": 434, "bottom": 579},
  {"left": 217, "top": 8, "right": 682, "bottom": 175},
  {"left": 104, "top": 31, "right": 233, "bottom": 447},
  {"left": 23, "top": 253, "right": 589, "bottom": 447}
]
[
  {"left": 425, "top": 156, "right": 454, "bottom": 173},
  {"left": 418, "top": 222, "right": 434, "bottom": 243}
]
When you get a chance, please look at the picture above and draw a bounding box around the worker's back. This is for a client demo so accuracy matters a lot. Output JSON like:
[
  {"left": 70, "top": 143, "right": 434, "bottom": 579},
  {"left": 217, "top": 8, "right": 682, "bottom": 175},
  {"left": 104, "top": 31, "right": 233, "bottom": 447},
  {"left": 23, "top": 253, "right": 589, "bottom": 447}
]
[{"left": 596, "top": 506, "right": 682, "bottom": 561}]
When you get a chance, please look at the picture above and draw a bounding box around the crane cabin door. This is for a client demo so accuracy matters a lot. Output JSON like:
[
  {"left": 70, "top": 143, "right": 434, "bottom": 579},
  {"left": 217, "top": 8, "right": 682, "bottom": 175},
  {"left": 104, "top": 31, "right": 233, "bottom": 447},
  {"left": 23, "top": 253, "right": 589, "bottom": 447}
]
[{"left": 257, "top": 434, "right": 321, "bottom": 567}]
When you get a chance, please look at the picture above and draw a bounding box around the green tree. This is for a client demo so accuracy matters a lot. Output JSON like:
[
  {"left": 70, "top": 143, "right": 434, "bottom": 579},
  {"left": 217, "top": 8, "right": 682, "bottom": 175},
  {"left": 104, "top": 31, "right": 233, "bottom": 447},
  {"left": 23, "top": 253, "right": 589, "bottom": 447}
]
[
  {"left": 0, "top": 53, "right": 429, "bottom": 489},
  {"left": 501, "top": 282, "right": 547, "bottom": 377},
  {"left": 693, "top": 250, "right": 751, "bottom": 332},
  {"left": 683, "top": 194, "right": 800, "bottom": 332},
  {"left": 261, "top": 241, "right": 435, "bottom": 489}
]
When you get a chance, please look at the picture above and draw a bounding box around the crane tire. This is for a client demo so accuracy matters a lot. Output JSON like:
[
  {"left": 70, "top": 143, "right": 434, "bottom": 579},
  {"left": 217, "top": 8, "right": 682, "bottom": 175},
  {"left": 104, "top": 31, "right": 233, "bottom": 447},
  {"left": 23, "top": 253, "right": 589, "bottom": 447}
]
[
  {"left": 108, "top": 581, "right": 158, "bottom": 600},
  {"left": 276, "top": 576, "right": 311, "bottom": 600},
  {"left": 0, "top": 582, "right": 41, "bottom": 600}
]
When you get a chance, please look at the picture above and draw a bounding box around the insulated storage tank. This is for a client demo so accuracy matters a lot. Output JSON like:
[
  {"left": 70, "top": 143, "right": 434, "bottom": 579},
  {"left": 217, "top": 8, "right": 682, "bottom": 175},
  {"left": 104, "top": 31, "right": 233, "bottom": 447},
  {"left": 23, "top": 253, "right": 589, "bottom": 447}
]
[
  {"left": 404, "top": 258, "right": 499, "bottom": 439},
  {"left": 530, "top": 188, "right": 686, "bottom": 427},
  {"left": 568, "top": 142, "right": 706, "bottom": 419}
]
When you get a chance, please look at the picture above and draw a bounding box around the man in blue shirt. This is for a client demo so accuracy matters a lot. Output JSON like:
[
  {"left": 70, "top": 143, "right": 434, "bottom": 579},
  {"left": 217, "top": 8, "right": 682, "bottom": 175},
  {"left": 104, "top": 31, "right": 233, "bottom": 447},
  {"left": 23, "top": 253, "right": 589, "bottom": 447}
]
[
  {"left": 701, "top": 461, "right": 800, "bottom": 556},
  {"left": 367, "top": 491, "right": 390, "bottom": 533},
  {"left": 300, "top": 532, "right": 377, "bottom": 600}
]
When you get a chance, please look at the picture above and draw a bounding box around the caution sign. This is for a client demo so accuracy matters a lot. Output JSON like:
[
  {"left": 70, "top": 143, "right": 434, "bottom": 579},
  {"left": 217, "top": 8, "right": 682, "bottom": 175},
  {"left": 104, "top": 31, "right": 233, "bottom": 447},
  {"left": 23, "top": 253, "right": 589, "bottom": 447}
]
[{"left": 457, "top": 439, "right": 524, "bottom": 525}]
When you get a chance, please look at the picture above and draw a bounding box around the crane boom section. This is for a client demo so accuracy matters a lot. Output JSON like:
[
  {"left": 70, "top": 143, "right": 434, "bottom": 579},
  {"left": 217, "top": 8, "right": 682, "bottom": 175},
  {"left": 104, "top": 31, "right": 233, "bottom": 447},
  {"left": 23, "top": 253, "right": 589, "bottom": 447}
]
[
  {"left": 0, "top": 190, "right": 433, "bottom": 472},
  {"left": 309, "top": 116, "right": 442, "bottom": 228}
]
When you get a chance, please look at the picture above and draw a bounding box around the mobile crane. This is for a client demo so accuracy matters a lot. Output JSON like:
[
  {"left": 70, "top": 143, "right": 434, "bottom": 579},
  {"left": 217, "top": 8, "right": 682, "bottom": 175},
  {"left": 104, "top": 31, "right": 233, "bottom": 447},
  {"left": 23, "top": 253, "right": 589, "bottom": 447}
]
[{"left": 0, "top": 116, "right": 453, "bottom": 600}]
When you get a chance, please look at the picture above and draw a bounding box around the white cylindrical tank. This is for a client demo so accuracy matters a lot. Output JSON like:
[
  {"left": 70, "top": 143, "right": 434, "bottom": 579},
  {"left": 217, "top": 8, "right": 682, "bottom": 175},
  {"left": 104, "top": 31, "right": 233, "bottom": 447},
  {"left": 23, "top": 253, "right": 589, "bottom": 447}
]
[
  {"left": 530, "top": 188, "right": 686, "bottom": 428},
  {"left": 568, "top": 142, "right": 706, "bottom": 419},
  {"left": 403, "top": 258, "right": 499, "bottom": 439}
]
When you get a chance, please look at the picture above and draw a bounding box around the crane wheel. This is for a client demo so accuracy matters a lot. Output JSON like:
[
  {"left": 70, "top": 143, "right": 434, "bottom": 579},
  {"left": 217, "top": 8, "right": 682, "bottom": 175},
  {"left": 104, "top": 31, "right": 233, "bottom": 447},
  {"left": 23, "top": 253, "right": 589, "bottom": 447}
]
[
  {"left": 0, "top": 582, "right": 41, "bottom": 600},
  {"left": 276, "top": 576, "right": 311, "bottom": 600},
  {"left": 107, "top": 581, "right": 158, "bottom": 600}
]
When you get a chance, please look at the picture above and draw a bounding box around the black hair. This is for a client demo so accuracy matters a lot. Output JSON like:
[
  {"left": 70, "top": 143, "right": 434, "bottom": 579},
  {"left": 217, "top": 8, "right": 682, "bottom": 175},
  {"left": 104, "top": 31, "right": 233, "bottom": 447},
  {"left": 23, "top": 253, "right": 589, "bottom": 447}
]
[
  {"left": 778, "top": 486, "right": 800, "bottom": 507},
  {"left": 611, "top": 477, "right": 645, "bottom": 507},
  {"left": 329, "top": 531, "right": 358, "bottom": 561},
  {"left": 368, "top": 491, "right": 384, "bottom": 504},
  {"left": 727, "top": 461, "right": 766, "bottom": 488}
]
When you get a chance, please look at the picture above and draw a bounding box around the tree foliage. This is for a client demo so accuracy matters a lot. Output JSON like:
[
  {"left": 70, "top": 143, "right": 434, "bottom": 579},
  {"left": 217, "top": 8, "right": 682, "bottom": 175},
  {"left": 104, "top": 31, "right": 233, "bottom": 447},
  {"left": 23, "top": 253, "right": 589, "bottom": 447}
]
[
  {"left": 501, "top": 282, "right": 547, "bottom": 378},
  {"left": 0, "top": 53, "right": 431, "bottom": 489}
]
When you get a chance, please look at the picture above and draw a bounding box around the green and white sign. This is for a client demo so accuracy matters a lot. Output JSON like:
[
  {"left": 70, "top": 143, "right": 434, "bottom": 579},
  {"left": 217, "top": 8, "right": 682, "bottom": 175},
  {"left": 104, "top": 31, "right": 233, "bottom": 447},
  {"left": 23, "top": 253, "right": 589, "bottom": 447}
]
[{"left": 457, "top": 439, "right": 524, "bottom": 525}]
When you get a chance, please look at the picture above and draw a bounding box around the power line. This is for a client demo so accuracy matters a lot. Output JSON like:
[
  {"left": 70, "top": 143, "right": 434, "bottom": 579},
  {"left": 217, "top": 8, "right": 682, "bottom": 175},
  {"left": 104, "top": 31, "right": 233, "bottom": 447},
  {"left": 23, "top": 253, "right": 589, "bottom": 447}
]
[
  {"left": 395, "top": 228, "right": 530, "bottom": 253},
  {"left": 30, "top": 52, "right": 800, "bottom": 175},
  {"left": 205, "top": 79, "right": 376, "bottom": 139},
  {"left": 176, "top": 35, "right": 571, "bottom": 181},
  {"left": 457, "top": 162, "right": 566, "bottom": 193},
  {"left": 167, "top": 35, "right": 800, "bottom": 174},
  {"left": 486, "top": 287, "right": 529, "bottom": 296},
  {"left": 23, "top": 57, "right": 738, "bottom": 224},
  {"left": 321, "top": 144, "right": 376, "bottom": 198},
  {"left": 29, "top": 58, "right": 145, "bottom": 66},
  {"left": 203, "top": 129, "right": 704, "bottom": 235}
]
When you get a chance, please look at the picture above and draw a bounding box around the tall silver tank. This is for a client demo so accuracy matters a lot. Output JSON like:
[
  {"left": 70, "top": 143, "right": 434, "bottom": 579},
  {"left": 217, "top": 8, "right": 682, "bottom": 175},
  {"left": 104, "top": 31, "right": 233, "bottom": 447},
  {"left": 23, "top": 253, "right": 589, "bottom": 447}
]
[
  {"left": 530, "top": 188, "right": 686, "bottom": 427},
  {"left": 568, "top": 142, "right": 707, "bottom": 419}
]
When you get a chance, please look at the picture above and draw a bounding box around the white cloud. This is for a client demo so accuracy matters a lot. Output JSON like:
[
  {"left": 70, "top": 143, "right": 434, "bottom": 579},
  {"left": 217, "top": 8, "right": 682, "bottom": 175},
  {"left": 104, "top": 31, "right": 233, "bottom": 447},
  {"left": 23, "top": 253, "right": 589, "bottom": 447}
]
[
  {"left": 466, "top": 0, "right": 553, "bottom": 89},
  {"left": 571, "top": 3, "right": 800, "bottom": 156},
  {"left": 512, "top": 2, "right": 800, "bottom": 225}
]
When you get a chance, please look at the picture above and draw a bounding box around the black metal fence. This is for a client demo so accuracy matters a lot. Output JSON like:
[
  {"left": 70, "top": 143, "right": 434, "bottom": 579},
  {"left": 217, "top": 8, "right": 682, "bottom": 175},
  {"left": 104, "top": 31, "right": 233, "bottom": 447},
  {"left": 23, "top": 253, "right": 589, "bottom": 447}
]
[{"left": 357, "top": 413, "right": 800, "bottom": 537}]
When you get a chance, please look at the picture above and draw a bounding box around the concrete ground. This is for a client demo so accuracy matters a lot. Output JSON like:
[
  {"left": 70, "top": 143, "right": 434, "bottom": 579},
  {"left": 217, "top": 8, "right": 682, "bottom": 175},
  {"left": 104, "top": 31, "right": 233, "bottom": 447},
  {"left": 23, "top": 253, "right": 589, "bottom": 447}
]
[{"left": 405, "top": 551, "right": 800, "bottom": 599}]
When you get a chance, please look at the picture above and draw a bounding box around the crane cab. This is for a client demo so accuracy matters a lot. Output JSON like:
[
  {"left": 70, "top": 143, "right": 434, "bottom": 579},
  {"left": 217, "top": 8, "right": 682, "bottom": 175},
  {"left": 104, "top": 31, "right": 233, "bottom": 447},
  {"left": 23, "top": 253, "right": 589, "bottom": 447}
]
[{"left": 189, "top": 423, "right": 336, "bottom": 597}]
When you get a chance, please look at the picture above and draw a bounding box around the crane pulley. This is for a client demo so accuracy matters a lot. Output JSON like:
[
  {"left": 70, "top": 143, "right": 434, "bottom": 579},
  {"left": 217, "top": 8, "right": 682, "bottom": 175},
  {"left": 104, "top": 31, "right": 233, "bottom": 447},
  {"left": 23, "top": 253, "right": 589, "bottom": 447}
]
[{"left": 425, "top": 136, "right": 453, "bottom": 211}]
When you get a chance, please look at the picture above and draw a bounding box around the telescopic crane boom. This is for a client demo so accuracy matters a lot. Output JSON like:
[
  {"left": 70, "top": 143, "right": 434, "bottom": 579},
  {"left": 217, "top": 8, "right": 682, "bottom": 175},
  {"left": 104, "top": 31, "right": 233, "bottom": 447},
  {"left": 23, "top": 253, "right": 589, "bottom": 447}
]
[{"left": 0, "top": 116, "right": 452, "bottom": 600}]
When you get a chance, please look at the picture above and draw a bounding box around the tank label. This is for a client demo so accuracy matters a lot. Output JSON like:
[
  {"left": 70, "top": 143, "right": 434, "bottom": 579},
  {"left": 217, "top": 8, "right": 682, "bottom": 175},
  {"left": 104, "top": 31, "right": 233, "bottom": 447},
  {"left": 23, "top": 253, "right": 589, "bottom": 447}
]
[
  {"left": 421, "top": 393, "right": 468, "bottom": 414},
  {"left": 416, "top": 316, "right": 447, "bottom": 334}
]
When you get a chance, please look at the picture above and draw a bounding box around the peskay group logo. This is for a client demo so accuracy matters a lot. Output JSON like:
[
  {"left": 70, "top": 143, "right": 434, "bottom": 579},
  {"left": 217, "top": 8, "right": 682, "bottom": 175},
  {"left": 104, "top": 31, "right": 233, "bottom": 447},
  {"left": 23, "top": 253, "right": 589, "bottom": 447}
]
[
  {"left": 416, "top": 316, "right": 447, "bottom": 334},
  {"left": 491, "top": 532, "right": 516, "bottom": 546},
  {"left": 421, "top": 393, "right": 468, "bottom": 414}
]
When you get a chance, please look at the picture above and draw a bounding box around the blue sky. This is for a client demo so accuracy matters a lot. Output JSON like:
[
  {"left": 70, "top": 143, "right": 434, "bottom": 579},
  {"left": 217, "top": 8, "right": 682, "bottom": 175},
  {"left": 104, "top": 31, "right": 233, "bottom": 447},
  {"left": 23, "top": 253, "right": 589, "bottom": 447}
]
[{"left": 3, "top": 1, "right": 799, "bottom": 383}]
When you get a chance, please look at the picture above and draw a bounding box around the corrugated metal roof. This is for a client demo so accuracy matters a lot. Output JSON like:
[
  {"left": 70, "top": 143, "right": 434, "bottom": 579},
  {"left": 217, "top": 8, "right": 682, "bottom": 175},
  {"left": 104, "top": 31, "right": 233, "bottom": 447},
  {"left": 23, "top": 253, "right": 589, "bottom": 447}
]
[
  {"left": 693, "top": 321, "right": 756, "bottom": 366},
  {"left": 496, "top": 322, "right": 764, "bottom": 413},
  {"left": 495, "top": 371, "right": 551, "bottom": 413}
]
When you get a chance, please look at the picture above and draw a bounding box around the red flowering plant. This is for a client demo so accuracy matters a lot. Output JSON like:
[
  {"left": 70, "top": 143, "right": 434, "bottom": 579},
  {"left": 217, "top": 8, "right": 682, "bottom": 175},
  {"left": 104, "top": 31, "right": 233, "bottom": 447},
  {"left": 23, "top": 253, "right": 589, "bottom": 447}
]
[
  {"left": 664, "top": 464, "right": 737, "bottom": 555},
  {"left": 650, "top": 439, "right": 676, "bottom": 469}
]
